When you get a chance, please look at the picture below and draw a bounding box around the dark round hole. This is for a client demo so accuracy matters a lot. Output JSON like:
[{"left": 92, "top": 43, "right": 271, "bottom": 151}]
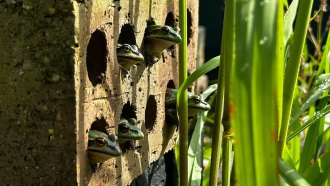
[
  {"left": 165, "top": 81, "right": 178, "bottom": 127},
  {"left": 90, "top": 117, "right": 109, "bottom": 134},
  {"left": 166, "top": 80, "right": 176, "bottom": 89},
  {"left": 165, "top": 12, "right": 177, "bottom": 27},
  {"left": 165, "top": 12, "right": 177, "bottom": 58},
  {"left": 145, "top": 95, "right": 157, "bottom": 131},
  {"left": 118, "top": 24, "right": 136, "bottom": 45},
  {"left": 86, "top": 30, "right": 108, "bottom": 86},
  {"left": 121, "top": 101, "right": 137, "bottom": 119}
]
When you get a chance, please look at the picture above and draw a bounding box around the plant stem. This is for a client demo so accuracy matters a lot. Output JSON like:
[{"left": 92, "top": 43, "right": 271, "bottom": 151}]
[
  {"left": 178, "top": 0, "right": 188, "bottom": 185},
  {"left": 209, "top": 0, "right": 235, "bottom": 185},
  {"left": 279, "top": 0, "right": 314, "bottom": 156},
  {"left": 222, "top": 134, "right": 233, "bottom": 186}
]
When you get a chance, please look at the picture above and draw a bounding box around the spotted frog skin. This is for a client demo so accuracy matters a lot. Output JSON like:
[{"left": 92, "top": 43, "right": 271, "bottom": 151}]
[
  {"left": 142, "top": 21, "right": 182, "bottom": 63},
  {"left": 87, "top": 130, "right": 122, "bottom": 164},
  {"left": 117, "top": 44, "right": 144, "bottom": 69},
  {"left": 118, "top": 118, "right": 144, "bottom": 142}
]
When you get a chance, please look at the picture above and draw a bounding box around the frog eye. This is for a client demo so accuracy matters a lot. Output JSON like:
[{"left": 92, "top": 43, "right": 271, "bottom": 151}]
[
  {"left": 192, "top": 95, "right": 201, "bottom": 104},
  {"left": 131, "top": 45, "right": 138, "bottom": 51},
  {"left": 121, "top": 44, "right": 131, "bottom": 53},
  {"left": 119, "top": 123, "right": 130, "bottom": 133},
  {"left": 161, "top": 26, "right": 170, "bottom": 35},
  {"left": 95, "top": 138, "right": 106, "bottom": 147}
]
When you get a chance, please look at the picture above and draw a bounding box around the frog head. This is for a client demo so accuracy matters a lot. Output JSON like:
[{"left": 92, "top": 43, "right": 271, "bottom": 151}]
[
  {"left": 117, "top": 44, "right": 144, "bottom": 69},
  {"left": 87, "top": 130, "right": 122, "bottom": 164},
  {"left": 118, "top": 118, "right": 144, "bottom": 141}
]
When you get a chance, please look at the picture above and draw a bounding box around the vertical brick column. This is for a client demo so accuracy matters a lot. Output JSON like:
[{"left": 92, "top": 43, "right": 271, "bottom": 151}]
[{"left": 0, "top": 0, "right": 198, "bottom": 185}]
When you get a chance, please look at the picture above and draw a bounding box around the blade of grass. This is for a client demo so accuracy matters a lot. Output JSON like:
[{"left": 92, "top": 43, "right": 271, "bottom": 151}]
[
  {"left": 284, "top": 0, "right": 299, "bottom": 44},
  {"left": 187, "top": 86, "right": 217, "bottom": 185},
  {"left": 279, "top": 159, "right": 311, "bottom": 186},
  {"left": 202, "top": 158, "right": 212, "bottom": 186},
  {"left": 176, "top": 56, "right": 220, "bottom": 104},
  {"left": 175, "top": 57, "right": 220, "bottom": 184},
  {"left": 209, "top": 0, "right": 235, "bottom": 185},
  {"left": 287, "top": 104, "right": 330, "bottom": 141},
  {"left": 286, "top": 86, "right": 301, "bottom": 168},
  {"left": 303, "top": 152, "right": 330, "bottom": 185},
  {"left": 231, "top": 0, "right": 279, "bottom": 185},
  {"left": 277, "top": 0, "right": 285, "bottom": 138},
  {"left": 316, "top": 127, "right": 330, "bottom": 157},
  {"left": 298, "top": 97, "right": 327, "bottom": 173},
  {"left": 188, "top": 114, "right": 204, "bottom": 186},
  {"left": 251, "top": 1, "right": 279, "bottom": 184},
  {"left": 178, "top": 0, "right": 188, "bottom": 184},
  {"left": 279, "top": 0, "right": 314, "bottom": 156},
  {"left": 282, "top": 145, "right": 297, "bottom": 169},
  {"left": 290, "top": 73, "right": 330, "bottom": 126},
  {"left": 298, "top": 113, "right": 321, "bottom": 173}
]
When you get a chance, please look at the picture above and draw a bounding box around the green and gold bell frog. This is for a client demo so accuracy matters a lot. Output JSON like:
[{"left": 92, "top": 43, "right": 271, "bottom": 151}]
[
  {"left": 87, "top": 130, "right": 122, "bottom": 165},
  {"left": 117, "top": 44, "right": 144, "bottom": 69},
  {"left": 118, "top": 118, "right": 144, "bottom": 142},
  {"left": 165, "top": 88, "right": 211, "bottom": 117},
  {"left": 142, "top": 22, "right": 182, "bottom": 63}
]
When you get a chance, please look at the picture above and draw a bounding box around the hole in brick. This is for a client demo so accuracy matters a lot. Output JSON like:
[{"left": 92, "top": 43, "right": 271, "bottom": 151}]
[
  {"left": 145, "top": 95, "right": 157, "bottom": 131},
  {"left": 187, "top": 9, "right": 193, "bottom": 45},
  {"left": 120, "top": 101, "right": 137, "bottom": 119},
  {"left": 86, "top": 30, "right": 108, "bottom": 86},
  {"left": 117, "top": 24, "right": 142, "bottom": 69},
  {"left": 165, "top": 12, "right": 177, "bottom": 27},
  {"left": 165, "top": 12, "right": 177, "bottom": 58},
  {"left": 166, "top": 80, "right": 176, "bottom": 89},
  {"left": 118, "top": 24, "right": 136, "bottom": 45},
  {"left": 165, "top": 81, "right": 178, "bottom": 126},
  {"left": 90, "top": 117, "right": 109, "bottom": 134}
]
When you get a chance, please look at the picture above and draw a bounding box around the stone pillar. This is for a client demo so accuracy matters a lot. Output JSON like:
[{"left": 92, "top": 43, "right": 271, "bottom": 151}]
[{"left": 0, "top": 1, "right": 76, "bottom": 185}]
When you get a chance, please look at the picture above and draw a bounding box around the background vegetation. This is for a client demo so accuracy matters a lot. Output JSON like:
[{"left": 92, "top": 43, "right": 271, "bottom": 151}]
[{"left": 176, "top": 0, "right": 330, "bottom": 185}]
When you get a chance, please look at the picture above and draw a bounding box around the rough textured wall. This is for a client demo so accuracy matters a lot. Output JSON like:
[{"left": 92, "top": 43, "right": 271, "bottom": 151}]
[
  {"left": 0, "top": 0, "right": 198, "bottom": 185},
  {"left": 0, "top": 1, "right": 76, "bottom": 185},
  {"left": 75, "top": 0, "right": 198, "bottom": 185}
]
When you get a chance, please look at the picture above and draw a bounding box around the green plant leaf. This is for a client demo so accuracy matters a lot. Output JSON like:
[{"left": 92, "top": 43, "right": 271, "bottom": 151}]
[
  {"left": 231, "top": 0, "right": 279, "bottom": 185},
  {"left": 287, "top": 86, "right": 301, "bottom": 168},
  {"left": 290, "top": 74, "right": 330, "bottom": 125},
  {"left": 316, "top": 27, "right": 330, "bottom": 77},
  {"left": 279, "top": 0, "right": 314, "bottom": 155},
  {"left": 187, "top": 85, "right": 217, "bottom": 185},
  {"left": 188, "top": 114, "right": 204, "bottom": 186},
  {"left": 279, "top": 159, "right": 311, "bottom": 186},
  {"left": 201, "top": 84, "right": 218, "bottom": 99},
  {"left": 303, "top": 152, "right": 330, "bottom": 185},
  {"left": 298, "top": 111, "right": 321, "bottom": 173},
  {"left": 202, "top": 159, "right": 212, "bottom": 186},
  {"left": 287, "top": 104, "right": 330, "bottom": 141},
  {"left": 282, "top": 145, "right": 297, "bottom": 169},
  {"left": 316, "top": 127, "right": 330, "bottom": 157},
  {"left": 284, "top": 0, "right": 299, "bottom": 44},
  {"left": 176, "top": 56, "right": 220, "bottom": 112}
]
